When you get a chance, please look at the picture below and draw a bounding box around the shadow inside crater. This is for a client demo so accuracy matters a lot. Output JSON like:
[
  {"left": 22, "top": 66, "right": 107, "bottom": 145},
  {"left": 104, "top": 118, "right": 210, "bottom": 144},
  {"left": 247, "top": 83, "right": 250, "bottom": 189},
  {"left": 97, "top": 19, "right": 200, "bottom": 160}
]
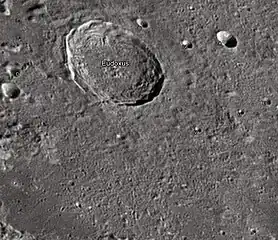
[{"left": 120, "top": 74, "right": 165, "bottom": 107}]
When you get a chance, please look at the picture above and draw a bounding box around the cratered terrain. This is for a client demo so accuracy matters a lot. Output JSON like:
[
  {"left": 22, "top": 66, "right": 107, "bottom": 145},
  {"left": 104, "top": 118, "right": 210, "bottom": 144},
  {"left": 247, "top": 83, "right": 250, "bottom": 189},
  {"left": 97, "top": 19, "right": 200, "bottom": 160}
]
[{"left": 0, "top": 0, "right": 278, "bottom": 239}]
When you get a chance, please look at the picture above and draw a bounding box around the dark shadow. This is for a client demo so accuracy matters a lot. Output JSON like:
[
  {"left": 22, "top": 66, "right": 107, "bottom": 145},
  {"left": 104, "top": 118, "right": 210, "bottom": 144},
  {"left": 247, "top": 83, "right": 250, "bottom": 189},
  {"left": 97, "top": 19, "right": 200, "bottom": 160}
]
[
  {"left": 225, "top": 36, "right": 238, "bottom": 48},
  {"left": 122, "top": 74, "right": 165, "bottom": 106},
  {"left": 5, "top": 85, "right": 21, "bottom": 99},
  {"left": 115, "top": 38, "right": 165, "bottom": 107},
  {"left": 186, "top": 42, "right": 193, "bottom": 49},
  {"left": 26, "top": 3, "right": 45, "bottom": 13},
  {"left": 0, "top": 4, "right": 5, "bottom": 13},
  {"left": 140, "top": 20, "right": 149, "bottom": 29}
]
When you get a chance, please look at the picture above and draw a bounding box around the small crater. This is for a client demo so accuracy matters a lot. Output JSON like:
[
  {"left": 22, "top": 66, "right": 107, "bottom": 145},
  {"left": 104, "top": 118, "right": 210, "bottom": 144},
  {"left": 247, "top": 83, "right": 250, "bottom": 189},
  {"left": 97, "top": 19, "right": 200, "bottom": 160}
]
[
  {"left": 217, "top": 30, "right": 238, "bottom": 48},
  {"left": 181, "top": 39, "right": 193, "bottom": 49},
  {"left": 27, "top": 15, "right": 34, "bottom": 21},
  {"left": 262, "top": 97, "right": 272, "bottom": 106},
  {"left": 10, "top": 68, "right": 20, "bottom": 78},
  {"left": 1, "top": 82, "right": 20, "bottom": 99},
  {"left": 136, "top": 18, "right": 149, "bottom": 29},
  {"left": 194, "top": 126, "right": 202, "bottom": 134},
  {"left": 219, "top": 230, "right": 226, "bottom": 235},
  {"left": 237, "top": 109, "right": 245, "bottom": 116},
  {"left": 250, "top": 228, "right": 258, "bottom": 235},
  {"left": 5, "top": 63, "right": 22, "bottom": 78}
]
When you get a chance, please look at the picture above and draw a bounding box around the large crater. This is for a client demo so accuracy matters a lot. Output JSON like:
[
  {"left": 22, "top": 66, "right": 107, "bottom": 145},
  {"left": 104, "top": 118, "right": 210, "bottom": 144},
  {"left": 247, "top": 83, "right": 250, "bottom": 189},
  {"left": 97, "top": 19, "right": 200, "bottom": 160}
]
[{"left": 65, "top": 20, "right": 165, "bottom": 106}]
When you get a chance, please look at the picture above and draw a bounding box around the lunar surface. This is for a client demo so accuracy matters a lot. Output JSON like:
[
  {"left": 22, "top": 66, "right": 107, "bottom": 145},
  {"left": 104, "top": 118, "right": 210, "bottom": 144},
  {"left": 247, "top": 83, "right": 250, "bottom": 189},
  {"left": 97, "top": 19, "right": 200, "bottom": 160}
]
[{"left": 0, "top": 0, "right": 278, "bottom": 240}]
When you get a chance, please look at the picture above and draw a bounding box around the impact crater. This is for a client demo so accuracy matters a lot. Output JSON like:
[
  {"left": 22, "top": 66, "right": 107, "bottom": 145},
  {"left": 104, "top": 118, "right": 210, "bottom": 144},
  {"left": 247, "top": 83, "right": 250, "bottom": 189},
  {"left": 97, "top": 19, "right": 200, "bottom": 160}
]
[{"left": 65, "top": 20, "right": 165, "bottom": 106}]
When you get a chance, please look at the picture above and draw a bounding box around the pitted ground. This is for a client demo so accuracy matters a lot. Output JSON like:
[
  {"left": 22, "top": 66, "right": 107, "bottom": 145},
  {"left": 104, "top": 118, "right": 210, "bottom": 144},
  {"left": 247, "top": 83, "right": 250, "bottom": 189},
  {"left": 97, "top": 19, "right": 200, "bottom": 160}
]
[{"left": 66, "top": 20, "right": 165, "bottom": 105}]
